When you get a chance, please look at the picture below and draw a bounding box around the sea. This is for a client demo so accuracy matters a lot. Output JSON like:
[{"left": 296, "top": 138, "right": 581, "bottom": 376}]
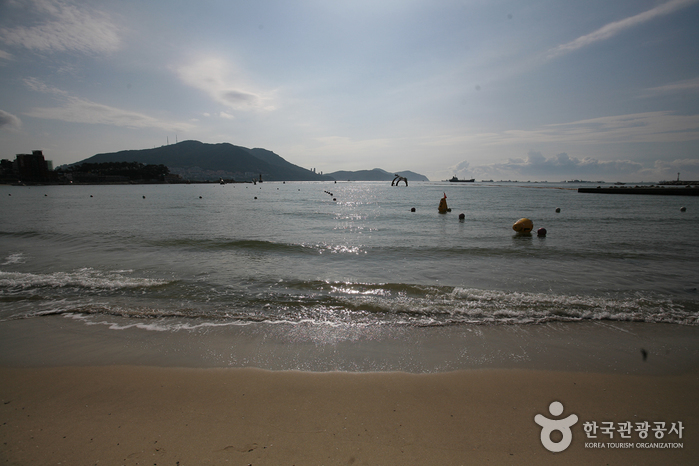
[{"left": 1, "top": 181, "right": 698, "bottom": 371}]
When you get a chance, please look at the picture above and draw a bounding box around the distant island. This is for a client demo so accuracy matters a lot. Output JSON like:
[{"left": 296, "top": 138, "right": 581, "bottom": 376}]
[{"left": 324, "top": 168, "right": 429, "bottom": 182}]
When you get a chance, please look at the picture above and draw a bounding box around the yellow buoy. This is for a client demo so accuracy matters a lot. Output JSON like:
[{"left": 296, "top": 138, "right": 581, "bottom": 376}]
[
  {"left": 512, "top": 218, "right": 533, "bottom": 233},
  {"left": 438, "top": 193, "right": 449, "bottom": 213}
]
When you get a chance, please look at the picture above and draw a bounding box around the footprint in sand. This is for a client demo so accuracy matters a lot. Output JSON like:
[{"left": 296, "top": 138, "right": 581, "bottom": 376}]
[{"left": 223, "top": 443, "right": 258, "bottom": 453}]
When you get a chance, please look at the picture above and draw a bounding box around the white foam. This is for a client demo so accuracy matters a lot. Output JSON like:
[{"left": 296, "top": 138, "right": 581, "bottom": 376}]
[
  {"left": 0, "top": 268, "right": 170, "bottom": 290},
  {"left": 11, "top": 279, "right": 695, "bottom": 332},
  {"left": 1, "top": 253, "right": 26, "bottom": 265},
  {"left": 329, "top": 286, "right": 698, "bottom": 325}
]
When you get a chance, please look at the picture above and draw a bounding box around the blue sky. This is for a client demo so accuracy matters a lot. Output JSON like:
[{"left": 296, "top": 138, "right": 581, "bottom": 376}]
[{"left": 1, "top": 0, "right": 698, "bottom": 181}]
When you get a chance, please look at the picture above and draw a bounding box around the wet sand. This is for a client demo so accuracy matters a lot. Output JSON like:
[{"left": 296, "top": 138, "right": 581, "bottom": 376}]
[
  {"left": 1, "top": 366, "right": 697, "bottom": 465},
  {"left": 2, "top": 316, "right": 699, "bottom": 374}
]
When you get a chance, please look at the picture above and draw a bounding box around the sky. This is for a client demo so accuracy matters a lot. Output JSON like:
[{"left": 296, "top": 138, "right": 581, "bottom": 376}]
[{"left": 1, "top": 0, "right": 699, "bottom": 182}]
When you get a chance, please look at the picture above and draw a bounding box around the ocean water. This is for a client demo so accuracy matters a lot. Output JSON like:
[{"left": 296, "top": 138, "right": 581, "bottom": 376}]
[{"left": 1, "top": 181, "right": 698, "bottom": 337}]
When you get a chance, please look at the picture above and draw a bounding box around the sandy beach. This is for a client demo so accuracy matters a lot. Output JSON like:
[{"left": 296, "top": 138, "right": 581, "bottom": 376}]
[
  {"left": 1, "top": 365, "right": 697, "bottom": 465},
  {"left": 2, "top": 317, "right": 699, "bottom": 464}
]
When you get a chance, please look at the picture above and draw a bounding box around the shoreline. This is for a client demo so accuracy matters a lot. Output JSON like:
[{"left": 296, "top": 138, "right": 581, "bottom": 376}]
[
  {"left": 2, "top": 316, "right": 699, "bottom": 374},
  {"left": 2, "top": 365, "right": 697, "bottom": 465}
]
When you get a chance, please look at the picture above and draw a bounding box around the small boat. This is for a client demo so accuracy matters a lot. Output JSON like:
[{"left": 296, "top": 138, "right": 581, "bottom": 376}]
[{"left": 448, "top": 176, "right": 475, "bottom": 182}]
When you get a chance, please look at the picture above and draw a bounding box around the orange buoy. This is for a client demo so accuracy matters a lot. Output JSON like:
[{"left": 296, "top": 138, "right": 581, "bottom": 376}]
[
  {"left": 438, "top": 193, "right": 450, "bottom": 213},
  {"left": 512, "top": 218, "right": 533, "bottom": 233}
]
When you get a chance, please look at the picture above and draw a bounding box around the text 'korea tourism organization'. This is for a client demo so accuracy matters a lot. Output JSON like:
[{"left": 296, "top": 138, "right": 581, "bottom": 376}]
[{"left": 535, "top": 401, "right": 684, "bottom": 453}]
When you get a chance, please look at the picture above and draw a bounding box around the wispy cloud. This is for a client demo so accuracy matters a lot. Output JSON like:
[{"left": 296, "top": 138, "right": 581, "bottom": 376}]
[
  {"left": 547, "top": 0, "right": 699, "bottom": 60},
  {"left": 177, "top": 58, "right": 277, "bottom": 112},
  {"left": 0, "top": 49, "right": 12, "bottom": 60},
  {"left": 476, "top": 112, "right": 699, "bottom": 146},
  {"left": 644, "top": 76, "right": 699, "bottom": 95},
  {"left": 425, "top": 111, "right": 699, "bottom": 151},
  {"left": 0, "top": 0, "right": 121, "bottom": 55},
  {"left": 0, "top": 109, "right": 22, "bottom": 131},
  {"left": 23, "top": 78, "right": 194, "bottom": 131},
  {"left": 23, "top": 76, "right": 68, "bottom": 96}
]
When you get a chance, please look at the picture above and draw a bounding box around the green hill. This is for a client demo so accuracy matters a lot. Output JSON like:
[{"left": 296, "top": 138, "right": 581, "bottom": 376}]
[{"left": 77, "top": 140, "right": 333, "bottom": 182}]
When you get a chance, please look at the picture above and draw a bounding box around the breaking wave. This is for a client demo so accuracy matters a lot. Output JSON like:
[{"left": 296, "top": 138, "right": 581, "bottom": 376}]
[
  {"left": 3, "top": 276, "right": 696, "bottom": 328},
  {"left": 0, "top": 268, "right": 170, "bottom": 292}
]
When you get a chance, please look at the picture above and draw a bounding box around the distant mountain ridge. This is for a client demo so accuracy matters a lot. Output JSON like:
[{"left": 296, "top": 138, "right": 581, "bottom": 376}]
[
  {"left": 75, "top": 140, "right": 429, "bottom": 182},
  {"left": 77, "top": 140, "right": 332, "bottom": 182},
  {"left": 325, "top": 168, "right": 429, "bottom": 182}
]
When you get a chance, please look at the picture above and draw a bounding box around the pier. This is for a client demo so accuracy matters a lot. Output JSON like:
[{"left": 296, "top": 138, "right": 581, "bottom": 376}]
[{"left": 578, "top": 186, "right": 699, "bottom": 196}]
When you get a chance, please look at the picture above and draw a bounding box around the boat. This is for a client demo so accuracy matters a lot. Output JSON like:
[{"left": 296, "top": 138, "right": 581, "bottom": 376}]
[{"left": 448, "top": 176, "right": 475, "bottom": 182}]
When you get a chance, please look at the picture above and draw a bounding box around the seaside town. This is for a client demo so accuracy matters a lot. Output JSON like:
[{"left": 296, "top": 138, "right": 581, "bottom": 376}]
[{"left": 0, "top": 150, "right": 180, "bottom": 185}]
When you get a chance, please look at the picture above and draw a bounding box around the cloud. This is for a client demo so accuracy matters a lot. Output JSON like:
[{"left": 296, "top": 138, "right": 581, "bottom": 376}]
[
  {"left": 644, "top": 76, "right": 699, "bottom": 95},
  {"left": 23, "top": 78, "right": 194, "bottom": 131},
  {"left": 451, "top": 151, "right": 644, "bottom": 180},
  {"left": 424, "top": 112, "right": 699, "bottom": 153},
  {"left": 483, "top": 112, "right": 699, "bottom": 146},
  {"left": 222, "top": 90, "right": 259, "bottom": 106},
  {"left": 547, "top": 0, "right": 699, "bottom": 60},
  {"left": 177, "top": 57, "right": 277, "bottom": 112},
  {"left": 0, "top": 109, "right": 22, "bottom": 131},
  {"left": 0, "top": 0, "right": 121, "bottom": 55},
  {"left": 452, "top": 160, "right": 470, "bottom": 173},
  {"left": 23, "top": 76, "right": 68, "bottom": 96},
  {"left": 0, "top": 49, "right": 12, "bottom": 60},
  {"left": 650, "top": 158, "right": 699, "bottom": 180}
]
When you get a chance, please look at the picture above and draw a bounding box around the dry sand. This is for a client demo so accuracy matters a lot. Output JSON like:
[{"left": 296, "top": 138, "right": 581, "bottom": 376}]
[{"left": 1, "top": 366, "right": 697, "bottom": 465}]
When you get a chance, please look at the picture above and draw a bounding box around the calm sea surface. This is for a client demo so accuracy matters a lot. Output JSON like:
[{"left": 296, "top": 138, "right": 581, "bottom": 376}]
[{"left": 1, "top": 182, "right": 698, "bottom": 333}]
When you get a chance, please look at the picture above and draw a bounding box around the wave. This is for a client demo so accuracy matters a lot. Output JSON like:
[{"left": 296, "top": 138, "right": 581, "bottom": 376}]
[
  {"left": 5, "top": 278, "right": 696, "bottom": 328},
  {"left": 0, "top": 268, "right": 171, "bottom": 292},
  {"left": 150, "top": 238, "right": 320, "bottom": 254},
  {"left": 0, "top": 230, "right": 43, "bottom": 239},
  {"left": 144, "top": 236, "right": 693, "bottom": 263},
  {"left": 1, "top": 253, "right": 26, "bottom": 265}
]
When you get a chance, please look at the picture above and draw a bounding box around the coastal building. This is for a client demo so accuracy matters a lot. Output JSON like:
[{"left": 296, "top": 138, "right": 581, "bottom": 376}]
[
  {"left": 0, "top": 159, "right": 13, "bottom": 177},
  {"left": 16, "top": 151, "right": 50, "bottom": 181},
  {"left": 0, "top": 150, "right": 54, "bottom": 183}
]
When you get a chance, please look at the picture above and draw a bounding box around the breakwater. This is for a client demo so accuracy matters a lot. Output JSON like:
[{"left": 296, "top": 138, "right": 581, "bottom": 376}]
[{"left": 579, "top": 186, "right": 699, "bottom": 196}]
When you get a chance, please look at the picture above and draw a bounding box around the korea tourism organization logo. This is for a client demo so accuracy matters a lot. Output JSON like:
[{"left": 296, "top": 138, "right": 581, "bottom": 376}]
[
  {"left": 534, "top": 401, "right": 684, "bottom": 452},
  {"left": 534, "top": 401, "right": 578, "bottom": 452}
]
